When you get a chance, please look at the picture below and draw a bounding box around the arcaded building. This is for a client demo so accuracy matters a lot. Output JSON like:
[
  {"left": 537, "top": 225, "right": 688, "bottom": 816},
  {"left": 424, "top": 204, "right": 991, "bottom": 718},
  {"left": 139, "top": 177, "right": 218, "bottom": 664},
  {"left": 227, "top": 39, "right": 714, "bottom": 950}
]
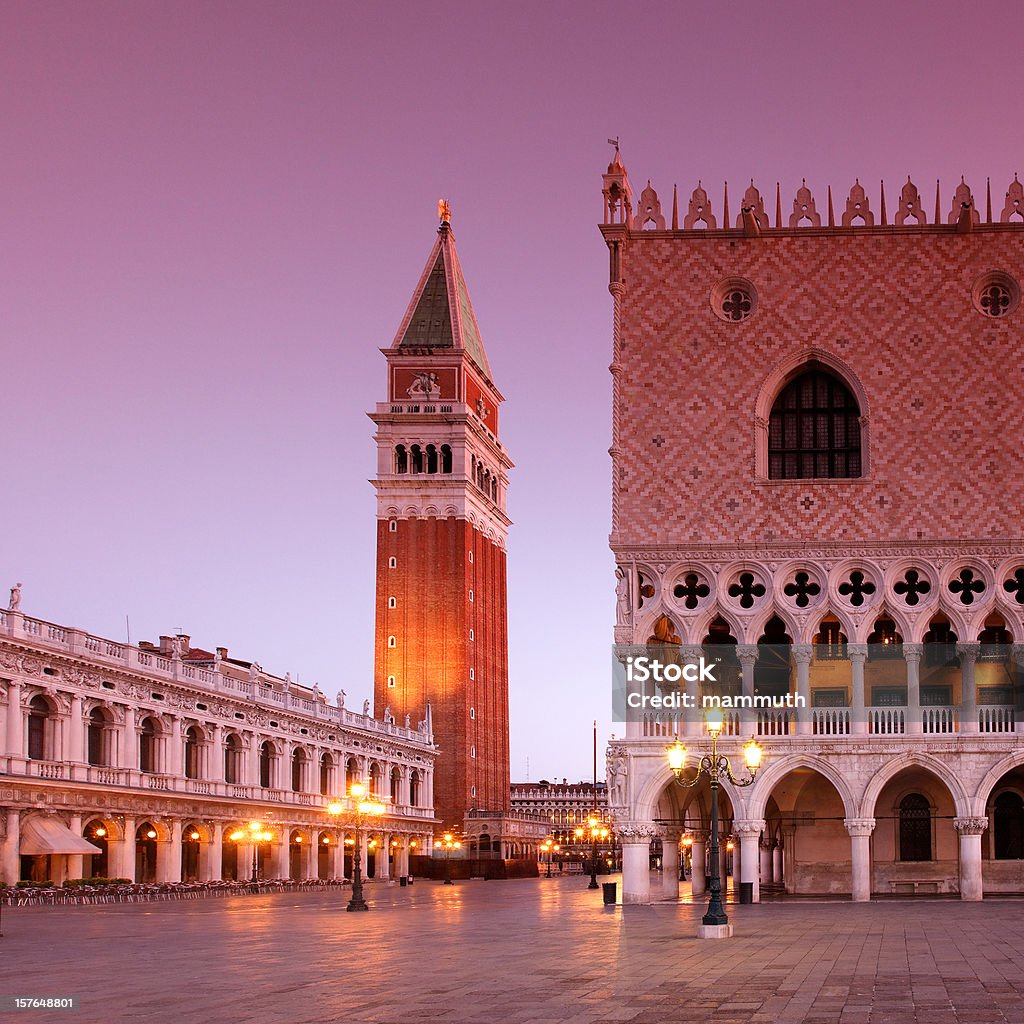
[
  {"left": 0, "top": 598, "right": 437, "bottom": 885},
  {"left": 602, "top": 150, "right": 1024, "bottom": 902}
]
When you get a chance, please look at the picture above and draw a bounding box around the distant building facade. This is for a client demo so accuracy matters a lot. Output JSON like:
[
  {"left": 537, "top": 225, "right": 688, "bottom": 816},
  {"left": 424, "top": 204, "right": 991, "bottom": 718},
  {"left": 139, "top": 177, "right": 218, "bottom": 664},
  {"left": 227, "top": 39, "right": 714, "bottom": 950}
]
[
  {"left": 0, "top": 602, "right": 437, "bottom": 885},
  {"left": 602, "top": 152, "right": 1024, "bottom": 903},
  {"left": 510, "top": 780, "right": 610, "bottom": 845}
]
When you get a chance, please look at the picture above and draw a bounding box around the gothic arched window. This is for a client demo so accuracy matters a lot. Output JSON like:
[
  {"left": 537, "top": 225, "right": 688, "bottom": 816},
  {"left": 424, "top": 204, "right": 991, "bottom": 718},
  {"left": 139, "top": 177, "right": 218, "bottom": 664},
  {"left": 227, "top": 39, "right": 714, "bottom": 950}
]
[{"left": 768, "top": 369, "right": 862, "bottom": 479}]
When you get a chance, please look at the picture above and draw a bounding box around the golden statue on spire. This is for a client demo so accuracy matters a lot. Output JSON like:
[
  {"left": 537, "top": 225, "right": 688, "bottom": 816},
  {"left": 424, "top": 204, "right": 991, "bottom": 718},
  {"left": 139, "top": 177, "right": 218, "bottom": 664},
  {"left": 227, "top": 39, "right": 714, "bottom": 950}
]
[{"left": 438, "top": 198, "right": 451, "bottom": 225}]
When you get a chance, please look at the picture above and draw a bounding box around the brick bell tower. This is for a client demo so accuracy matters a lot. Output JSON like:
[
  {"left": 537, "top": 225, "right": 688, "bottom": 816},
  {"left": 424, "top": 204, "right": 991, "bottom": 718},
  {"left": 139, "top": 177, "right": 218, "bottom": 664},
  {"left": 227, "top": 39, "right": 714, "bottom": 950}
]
[{"left": 369, "top": 202, "right": 512, "bottom": 834}]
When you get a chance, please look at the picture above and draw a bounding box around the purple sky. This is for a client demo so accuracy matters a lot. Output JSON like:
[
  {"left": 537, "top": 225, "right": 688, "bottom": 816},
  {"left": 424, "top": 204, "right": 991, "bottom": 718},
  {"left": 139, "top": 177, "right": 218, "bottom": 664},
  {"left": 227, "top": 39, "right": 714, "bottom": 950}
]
[{"left": 3, "top": 0, "right": 1021, "bottom": 781}]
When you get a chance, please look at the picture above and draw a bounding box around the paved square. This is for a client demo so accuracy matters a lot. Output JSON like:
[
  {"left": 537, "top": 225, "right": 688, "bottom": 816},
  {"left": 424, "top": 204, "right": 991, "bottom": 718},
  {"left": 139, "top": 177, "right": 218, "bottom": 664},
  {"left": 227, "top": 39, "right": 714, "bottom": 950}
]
[{"left": 5, "top": 877, "right": 1024, "bottom": 1023}]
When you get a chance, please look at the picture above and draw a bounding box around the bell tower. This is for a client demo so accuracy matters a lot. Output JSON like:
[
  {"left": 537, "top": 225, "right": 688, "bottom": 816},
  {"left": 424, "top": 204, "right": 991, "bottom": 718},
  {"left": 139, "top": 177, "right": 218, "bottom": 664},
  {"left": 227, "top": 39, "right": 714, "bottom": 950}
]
[{"left": 369, "top": 204, "right": 512, "bottom": 833}]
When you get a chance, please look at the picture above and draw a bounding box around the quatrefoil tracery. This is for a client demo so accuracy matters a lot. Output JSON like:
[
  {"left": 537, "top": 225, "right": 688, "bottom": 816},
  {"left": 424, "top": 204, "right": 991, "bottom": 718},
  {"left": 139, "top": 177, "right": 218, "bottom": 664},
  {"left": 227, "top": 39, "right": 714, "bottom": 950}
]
[
  {"left": 893, "top": 569, "right": 931, "bottom": 606},
  {"left": 673, "top": 573, "right": 710, "bottom": 610},
  {"left": 783, "top": 572, "right": 821, "bottom": 608},
  {"left": 728, "top": 572, "right": 766, "bottom": 609},
  {"left": 838, "top": 570, "right": 876, "bottom": 607},
  {"left": 948, "top": 568, "right": 986, "bottom": 606}
]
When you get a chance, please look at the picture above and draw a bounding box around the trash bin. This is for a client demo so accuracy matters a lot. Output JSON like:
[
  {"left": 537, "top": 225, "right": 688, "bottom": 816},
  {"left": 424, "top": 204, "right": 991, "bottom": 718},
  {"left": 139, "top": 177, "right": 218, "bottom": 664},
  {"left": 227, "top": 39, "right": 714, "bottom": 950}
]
[
  {"left": 739, "top": 881, "right": 753, "bottom": 904},
  {"left": 399, "top": 876, "right": 408, "bottom": 887},
  {"left": 602, "top": 882, "right": 617, "bottom": 905},
  {"left": 407, "top": 876, "right": 414, "bottom": 886}
]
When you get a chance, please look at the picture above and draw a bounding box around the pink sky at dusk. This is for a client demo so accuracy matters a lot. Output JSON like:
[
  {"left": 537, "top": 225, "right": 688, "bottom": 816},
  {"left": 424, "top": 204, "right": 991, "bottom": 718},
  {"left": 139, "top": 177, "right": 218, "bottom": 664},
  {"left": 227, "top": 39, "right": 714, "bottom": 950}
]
[{"left": 2, "top": 0, "right": 1021, "bottom": 781}]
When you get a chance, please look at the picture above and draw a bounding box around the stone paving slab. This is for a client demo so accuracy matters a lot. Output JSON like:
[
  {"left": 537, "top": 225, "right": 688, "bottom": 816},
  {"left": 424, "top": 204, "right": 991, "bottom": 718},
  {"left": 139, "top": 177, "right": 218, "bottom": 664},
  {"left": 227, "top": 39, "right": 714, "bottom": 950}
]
[{"left": 4, "top": 876, "right": 1024, "bottom": 1023}]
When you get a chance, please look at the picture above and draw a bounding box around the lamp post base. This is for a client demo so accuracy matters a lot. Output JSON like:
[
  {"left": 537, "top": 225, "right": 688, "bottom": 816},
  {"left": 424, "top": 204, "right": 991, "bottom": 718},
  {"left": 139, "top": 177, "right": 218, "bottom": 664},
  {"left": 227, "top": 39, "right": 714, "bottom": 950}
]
[
  {"left": 696, "top": 923, "right": 734, "bottom": 939},
  {"left": 346, "top": 897, "right": 369, "bottom": 912}
]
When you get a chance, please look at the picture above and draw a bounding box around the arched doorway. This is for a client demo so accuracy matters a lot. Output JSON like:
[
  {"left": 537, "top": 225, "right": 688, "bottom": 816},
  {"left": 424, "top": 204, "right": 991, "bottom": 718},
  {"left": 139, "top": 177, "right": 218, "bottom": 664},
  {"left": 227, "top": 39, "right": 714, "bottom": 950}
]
[
  {"left": 27, "top": 695, "right": 54, "bottom": 761},
  {"left": 87, "top": 707, "right": 113, "bottom": 767},
  {"left": 139, "top": 717, "right": 159, "bottom": 773},
  {"left": 83, "top": 819, "right": 110, "bottom": 878},
  {"left": 869, "top": 765, "right": 958, "bottom": 894},
  {"left": 981, "top": 764, "right": 1024, "bottom": 893},
  {"left": 136, "top": 822, "right": 159, "bottom": 882},
  {"left": 184, "top": 727, "right": 202, "bottom": 780},
  {"left": 289, "top": 829, "right": 306, "bottom": 880},
  {"left": 317, "top": 831, "right": 332, "bottom": 879},
  {"left": 759, "top": 765, "right": 851, "bottom": 895},
  {"left": 182, "top": 823, "right": 202, "bottom": 881},
  {"left": 224, "top": 733, "right": 243, "bottom": 784}
]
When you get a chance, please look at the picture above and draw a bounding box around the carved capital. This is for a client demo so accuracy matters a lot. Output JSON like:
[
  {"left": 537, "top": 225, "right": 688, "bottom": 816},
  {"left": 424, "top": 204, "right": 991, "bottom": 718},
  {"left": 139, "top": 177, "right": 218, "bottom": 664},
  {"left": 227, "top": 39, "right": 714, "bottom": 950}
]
[
  {"left": 617, "top": 824, "right": 657, "bottom": 842},
  {"left": 847, "top": 644, "right": 868, "bottom": 664},
  {"left": 686, "top": 829, "right": 709, "bottom": 843},
  {"left": 954, "top": 816, "right": 988, "bottom": 836},
  {"left": 956, "top": 644, "right": 980, "bottom": 662},
  {"left": 732, "top": 819, "right": 766, "bottom": 838},
  {"left": 791, "top": 645, "right": 813, "bottom": 666},
  {"left": 844, "top": 817, "right": 876, "bottom": 837},
  {"left": 736, "top": 644, "right": 760, "bottom": 665},
  {"left": 903, "top": 643, "right": 923, "bottom": 664}
]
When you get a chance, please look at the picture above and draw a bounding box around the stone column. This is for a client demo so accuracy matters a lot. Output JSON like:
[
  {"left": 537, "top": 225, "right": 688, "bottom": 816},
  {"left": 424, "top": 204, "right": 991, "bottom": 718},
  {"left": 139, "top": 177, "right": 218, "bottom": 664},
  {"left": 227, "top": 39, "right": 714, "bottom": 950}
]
[
  {"left": 167, "top": 716, "right": 183, "bottom": 779},
  {"left": 67, "top": 813, "right": 84, "bottom": 881},
  {"left": 793, "top": 646, "right": 812, "bottom": 735},
  {"left": 903, "top": 644, "right": 923, "bottom": 735},
  {"left": 162, "top": 819, "right": 183, "bottom": 882},
  {"left": 208, "top": 723, "right": 222, "bottom": 783},
  {"left": 689, "top": 831, "right": 707, "bottom": 897},
  {"left": 359, "top": 831, "right": 369, "bottom": 880},
  {"left": 247, "top": 733, "right": 262, "bottom": 787},
  {"left": 122, "top": 708, "right": 138, "bottom": 772},
  {"left": 759, "top": 838, "right": 772, "bottom": 884},
  {"left": 955, "top": 817, "right": 988, "bottom": 901},
  {"left": 2, "top": 809, "right": 20, "bottom": 884},
  {"left": 620, "top": 830, "right": 653, "bottom": 904},
  {"left": 958, "top": 644, "right": 979, "bottom": 734},
  {"left": 845, "top": 818, "right": 875, "bottom": 902},
  {"left": 1015, "top": 646, "right": 1024, "bottom": 735},
  {"left": 738, "top": 646, "right": 758, "bottom": 731},
  {"left": 849, "top": 645, "right": 867, "bottom": 735},
  {"left": 120, "top": 816, "right": 137, "bottom": 881},
  {"left": 771, "top": 841, "right": 782, "bottom": 883},
  {"left": 6, "top": 679, "right": 22, "bottom": 760},
  {"left": 682, "top": 645, "right": 703, "bottom": 738},
  {"left": 329, "top": 836, "right": 342, "bottom": 879},
  {"left": 735, "top": 819, "right": 765, "bottom": 903},
  {"left": 661, "top": 832, "right": 680, "bottom": 901},
  {"left": 271, "top": 828, "right": 289, "bottom": 880},
  {"left": 378, "top": 834, "right": 390, "bottom": 880},
  {"left": 781, "top": 824, "right": 797, "bottom": 893},
  {"left": 207, "top": 822, "right": 223, "bottom": 881},
  {"left": 68, "top": 693, "right": 84, "bottom": 766}
]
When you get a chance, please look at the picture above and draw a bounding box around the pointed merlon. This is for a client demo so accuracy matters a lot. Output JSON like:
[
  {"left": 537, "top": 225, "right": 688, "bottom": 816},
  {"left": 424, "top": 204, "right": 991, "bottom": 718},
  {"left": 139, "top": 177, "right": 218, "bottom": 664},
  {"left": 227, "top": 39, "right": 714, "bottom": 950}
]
[
  {"left": 775, "top": 182, "right": 782, "bottom": 228},
  {"left": 986, "top": 177, "right": 992, "bottom": 223},
  {"left": 880, "top": 180, "right": 888, "bottom": 225},
  {"left": 723, "top": 182, "right": 730, "bottom": 229},
  {"left": 827, "top": 184, "right": 835, "bottom": 227},
  {"left": 672, "top": 184, "right": 679, "bottom": 230},
  {"left": 934, "top": 180, "right": 941, "bottom": 225}
]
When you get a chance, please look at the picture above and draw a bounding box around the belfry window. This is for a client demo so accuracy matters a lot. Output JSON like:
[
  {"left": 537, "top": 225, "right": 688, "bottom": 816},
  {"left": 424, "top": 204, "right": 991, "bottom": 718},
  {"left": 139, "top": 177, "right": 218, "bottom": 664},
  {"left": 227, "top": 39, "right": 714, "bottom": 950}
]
[{"left": 768, "top": 369, "right": 862, "bottom": 479}]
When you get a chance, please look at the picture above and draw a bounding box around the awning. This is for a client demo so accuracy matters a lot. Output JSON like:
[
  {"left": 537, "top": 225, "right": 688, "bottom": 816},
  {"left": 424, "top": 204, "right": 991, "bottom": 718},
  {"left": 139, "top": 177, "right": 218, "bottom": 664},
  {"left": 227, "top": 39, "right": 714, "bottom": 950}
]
[{"left": 20, "top": 817, "right": 103, "bottom": 856}]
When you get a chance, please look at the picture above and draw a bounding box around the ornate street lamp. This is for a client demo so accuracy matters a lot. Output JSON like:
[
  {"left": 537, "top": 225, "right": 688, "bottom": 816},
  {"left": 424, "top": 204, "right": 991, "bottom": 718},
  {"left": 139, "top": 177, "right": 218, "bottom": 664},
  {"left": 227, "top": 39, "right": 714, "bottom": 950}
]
[
  {"left": 582, "top": 817, "right": 609, "bottom": 890},
  {"left": 435, "top": 832, "right": 461, "bottom": 885},
  {"left": 540, "top": 839, "right": 560, "bottom": 878},
  {"left": 330, "top": 783, "right": 385, "bottom": 912},
  {"left": 228, "top": 821, "right": 274, "bottom": 884},
  {"left": 666, "top": 710, "right": 763, "bottom": 932}
]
